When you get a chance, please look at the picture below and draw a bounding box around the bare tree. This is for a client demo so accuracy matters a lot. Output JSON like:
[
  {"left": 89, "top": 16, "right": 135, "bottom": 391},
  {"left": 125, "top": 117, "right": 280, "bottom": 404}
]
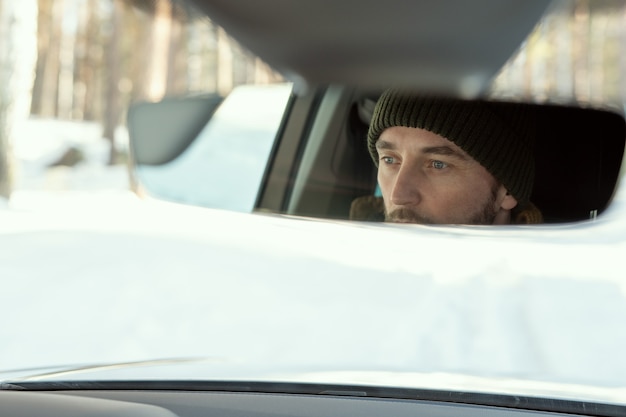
[
  {"left": 0, "top": 0, "right": 38, "bottom": 198},
  {"left": 29, "top": 0, "right": 50, "bottom": 116},
  {"left": 30, "top": 0, "right": 62, "bottom": 118},
  {"left": 102, "top": 0, "right": 124, "bottom": 165},
  {"left": 166, "top": 11, "right": 187, "bottom": 95},
  {"left": 81, "top": 1, "right": 103, "bottom": 121},
  {"left": 216, "top": 26, "right": 233, "bottom": 96},
  {"left": 145, "top": 0, "right": 172, "bottom": 101}
]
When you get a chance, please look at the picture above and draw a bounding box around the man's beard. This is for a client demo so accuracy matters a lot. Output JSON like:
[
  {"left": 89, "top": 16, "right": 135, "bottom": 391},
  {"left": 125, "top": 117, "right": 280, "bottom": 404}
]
[{"left": 384, "top": 186, "right": 500, "bottom": 225}]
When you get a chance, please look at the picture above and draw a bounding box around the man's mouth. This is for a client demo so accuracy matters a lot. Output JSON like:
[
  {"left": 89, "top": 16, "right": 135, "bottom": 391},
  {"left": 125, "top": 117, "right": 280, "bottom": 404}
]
[
  {"left": 390, "top": 218, "right": 413, "bottom": 224},
  {"left": 385, "top": 208, "right": 433, "bottom": 224}
]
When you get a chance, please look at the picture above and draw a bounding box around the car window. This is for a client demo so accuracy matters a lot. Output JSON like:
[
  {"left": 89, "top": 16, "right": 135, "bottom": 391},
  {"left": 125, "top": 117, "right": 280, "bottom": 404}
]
[{"left": 136, "top": 83, "right": 292, "bottom": 211}]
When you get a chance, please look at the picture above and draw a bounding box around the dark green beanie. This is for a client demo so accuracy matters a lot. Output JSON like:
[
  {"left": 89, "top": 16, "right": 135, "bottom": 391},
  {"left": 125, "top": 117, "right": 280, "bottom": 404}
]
[{"left": 367, "top": 89, "right": 536, "bottom": 208}]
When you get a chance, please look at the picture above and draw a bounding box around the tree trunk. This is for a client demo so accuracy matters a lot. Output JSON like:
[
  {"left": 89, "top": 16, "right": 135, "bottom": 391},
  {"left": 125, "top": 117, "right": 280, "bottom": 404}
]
[
  {"left": 57, "top": 0, "right": 75, "bottom": 120},
  {"left": 81, "top": 1, "right": 102, "bottom": 121},
  {"left": 573, "top": 0, "right": 591, "bottom": 102},
  {"left": 37, "top": 0, "right": 63, "bottom": 118},
  {"left": 30, "top": 0, "right": 51, "bottom": 116},
  {"left": 216, "top": 26, "right": 233, "bottom": 96},
  {"left": 144, "top": 0, "right": 172, "bottom": 101},
  {"left": 166, "top": 15, "right": 185, "bottom": 95},
  {"left": 553, "top": 2, "right": 575, "bottom": 99},
  {"left": 0, "top": 0, "right": 38, "bottom": 198},
  {"left": 621, "top": 4, "right": 626, "bottom": 104},
  {"left": 102, "top": 0, "right": 124, "bottom": 165}
]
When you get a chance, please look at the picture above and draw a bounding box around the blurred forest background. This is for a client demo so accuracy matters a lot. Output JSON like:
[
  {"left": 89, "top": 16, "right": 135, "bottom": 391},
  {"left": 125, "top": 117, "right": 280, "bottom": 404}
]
[
  {"left": 1, "top": 0, "right": 626, "bottom": 199},
  {"left": 491, "top": 0, "right": 626, "bottom": 106},
  {"left": 0, "top": 0, "right": 282, "bottom": 198}
]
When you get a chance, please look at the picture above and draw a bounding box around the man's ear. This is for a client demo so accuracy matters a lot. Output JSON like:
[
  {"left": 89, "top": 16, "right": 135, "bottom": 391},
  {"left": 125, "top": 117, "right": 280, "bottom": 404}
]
[{"left": 497, "top": 185, "right": 518, "bottom": 210}]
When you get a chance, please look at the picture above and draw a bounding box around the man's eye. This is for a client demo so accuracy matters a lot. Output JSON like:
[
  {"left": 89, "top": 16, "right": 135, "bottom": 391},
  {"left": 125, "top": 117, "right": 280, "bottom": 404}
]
[
  {"left": 381, "top": 156, "right": 395, "bottom": 164},
  {"left": 432, "top": 160, "right": 448, "bottom": 169}
]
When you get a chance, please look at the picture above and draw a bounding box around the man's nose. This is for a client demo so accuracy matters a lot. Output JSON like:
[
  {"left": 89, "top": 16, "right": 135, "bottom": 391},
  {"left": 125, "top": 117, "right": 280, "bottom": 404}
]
[{"left": 389, "top": 164, "right": 422, "bottom": 206}]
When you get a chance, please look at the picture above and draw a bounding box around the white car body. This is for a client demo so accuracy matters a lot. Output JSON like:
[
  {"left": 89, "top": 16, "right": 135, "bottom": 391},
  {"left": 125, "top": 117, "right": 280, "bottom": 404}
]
[{"left": 2, "top": 184, "right": 626, "bottom": 405}]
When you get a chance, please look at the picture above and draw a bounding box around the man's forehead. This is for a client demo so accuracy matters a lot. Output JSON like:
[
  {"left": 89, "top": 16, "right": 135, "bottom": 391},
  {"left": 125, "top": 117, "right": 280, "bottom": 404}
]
[{"left": 377, "top": 126, "right": 472, "bottom": 159}]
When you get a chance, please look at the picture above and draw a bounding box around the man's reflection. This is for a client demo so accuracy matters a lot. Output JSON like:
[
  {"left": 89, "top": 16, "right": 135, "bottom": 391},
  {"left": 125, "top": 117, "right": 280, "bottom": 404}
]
[{"left": 366, "top": 89, "right": 543, "bottom": 225}]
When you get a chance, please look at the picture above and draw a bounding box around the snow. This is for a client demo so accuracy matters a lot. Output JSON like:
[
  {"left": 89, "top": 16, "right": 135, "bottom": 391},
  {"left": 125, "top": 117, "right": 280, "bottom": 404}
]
[
  {"left": 12, "top": 117, "right": 129, "bottom": 192},
  {"left": 2, "top": 118, "right": 626, "bottom": 404}
]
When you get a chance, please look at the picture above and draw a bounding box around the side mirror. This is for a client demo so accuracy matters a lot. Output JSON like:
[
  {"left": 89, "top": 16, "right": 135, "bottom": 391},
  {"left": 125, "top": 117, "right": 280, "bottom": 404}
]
[
  {"left": 126, "top": 84, "right": 293, "bottom": 211},
  {"left": 128, "top": 94, "right": 223, "bottom": 166}
]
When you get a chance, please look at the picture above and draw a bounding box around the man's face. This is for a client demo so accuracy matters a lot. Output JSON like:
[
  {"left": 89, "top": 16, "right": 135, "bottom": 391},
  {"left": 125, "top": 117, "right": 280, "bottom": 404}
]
[{"left": 376, "top": 126, "right": 517, "bottom": 225}]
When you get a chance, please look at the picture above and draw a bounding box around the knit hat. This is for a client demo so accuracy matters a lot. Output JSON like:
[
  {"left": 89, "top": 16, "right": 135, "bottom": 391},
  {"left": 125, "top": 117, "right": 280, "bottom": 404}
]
[{"left": 367, "top": 89, "right": 536, "bottom": 208}]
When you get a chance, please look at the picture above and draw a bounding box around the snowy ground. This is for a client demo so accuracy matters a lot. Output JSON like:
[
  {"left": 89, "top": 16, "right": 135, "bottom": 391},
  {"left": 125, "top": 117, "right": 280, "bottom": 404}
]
[
  {"left": 11, "top": 118, "right": 130, "bottom": 194},
  {"left": 2, "top": 117, "right": 136, "bottom": 215}
]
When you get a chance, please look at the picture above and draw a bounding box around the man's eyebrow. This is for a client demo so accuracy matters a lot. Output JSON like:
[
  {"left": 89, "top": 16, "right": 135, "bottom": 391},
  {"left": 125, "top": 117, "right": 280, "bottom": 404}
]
[
  {"left": 422, "top": 146, "right": 470, "bottom": 160},
  {"left": 375, "top": 139, "right": 395, "bottom": 150},
  {"left": 376, "top": 140, "right": 470, "bottom": 161}
]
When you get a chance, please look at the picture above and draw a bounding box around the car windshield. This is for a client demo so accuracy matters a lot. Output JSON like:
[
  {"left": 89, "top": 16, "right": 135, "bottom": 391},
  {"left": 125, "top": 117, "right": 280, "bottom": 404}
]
[{"left": 1, "top": 0, "right": 626, "bottom": 412}]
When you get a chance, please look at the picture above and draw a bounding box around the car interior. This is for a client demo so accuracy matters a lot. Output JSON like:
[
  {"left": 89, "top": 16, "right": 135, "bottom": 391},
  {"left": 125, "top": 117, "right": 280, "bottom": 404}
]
[
  {"left": 127, "top": 0, "right": 626, "bottom": 226},
  {"left": 129, "top": 85, "right": 626, "bottom": 224},
  {"left": 254, "top": 87, "right": 626, "bottom": 223}
]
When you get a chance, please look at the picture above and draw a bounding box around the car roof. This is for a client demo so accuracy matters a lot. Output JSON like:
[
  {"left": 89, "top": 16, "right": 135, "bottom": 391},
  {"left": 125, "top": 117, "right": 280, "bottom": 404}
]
[{"left": 187, "top": 0, "right": 550, "bottom": 95}]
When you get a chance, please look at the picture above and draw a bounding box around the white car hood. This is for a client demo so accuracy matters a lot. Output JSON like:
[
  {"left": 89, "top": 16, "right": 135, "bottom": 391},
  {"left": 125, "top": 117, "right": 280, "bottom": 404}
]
[{"left": 2, "top": 190, "right": 626, "bottom": 404}]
